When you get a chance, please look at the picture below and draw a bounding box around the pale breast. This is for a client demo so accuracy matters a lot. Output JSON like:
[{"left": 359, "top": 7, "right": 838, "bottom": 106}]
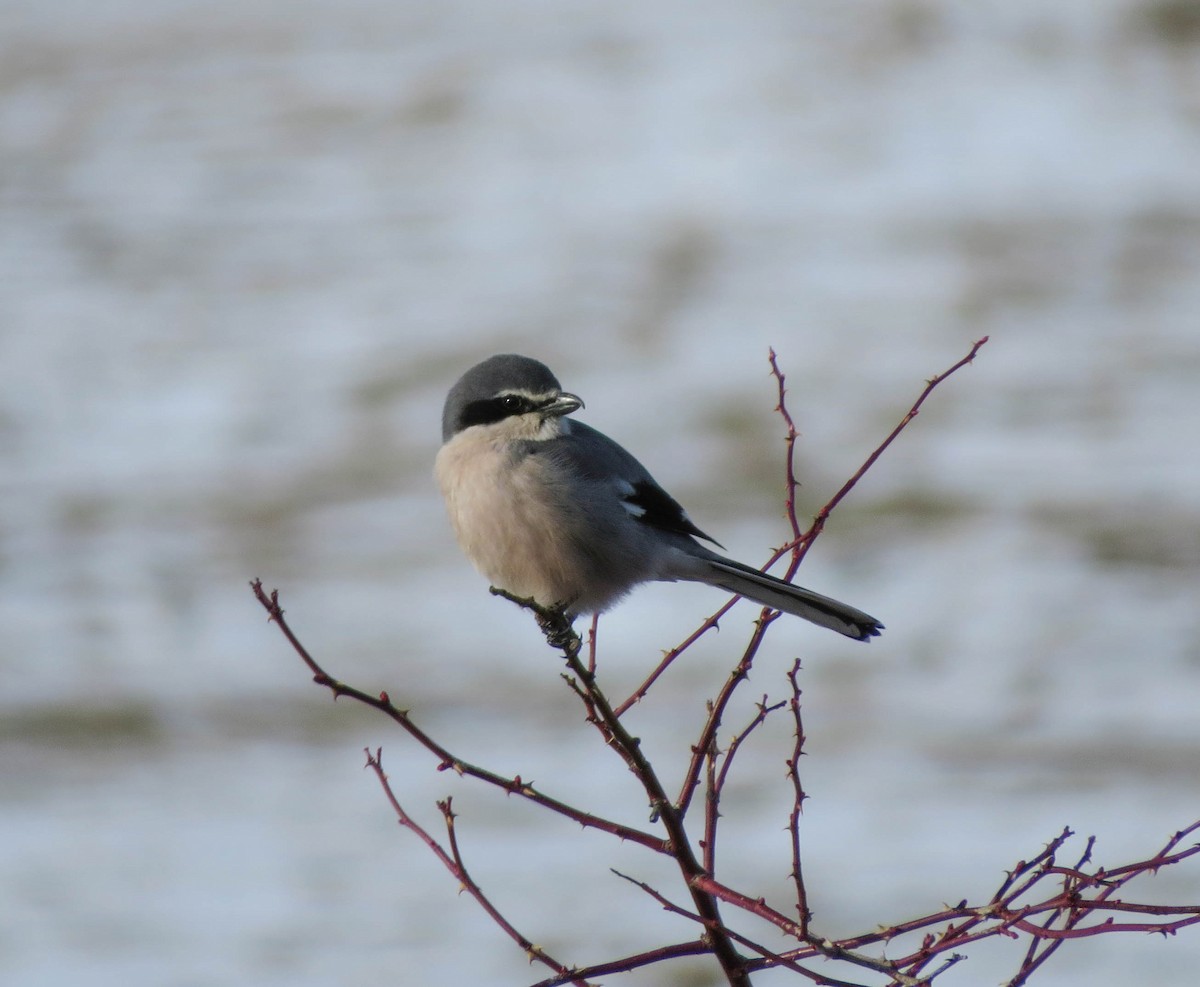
[{"left": 435, "top": 430, "right": 589, "bottom": 607}]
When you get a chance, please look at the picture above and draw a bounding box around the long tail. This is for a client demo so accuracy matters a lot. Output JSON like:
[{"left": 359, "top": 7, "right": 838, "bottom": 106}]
[{"left": 700, "top": 557, "right": 883, "bottom": 641}]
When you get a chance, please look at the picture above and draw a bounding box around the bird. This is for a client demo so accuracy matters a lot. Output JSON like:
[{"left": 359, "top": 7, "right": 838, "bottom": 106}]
[{"left": 434, "top": 354, "right": 882, "bottom": 641}]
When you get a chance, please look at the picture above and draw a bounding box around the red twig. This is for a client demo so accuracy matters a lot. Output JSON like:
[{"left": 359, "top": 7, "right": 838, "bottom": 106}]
[
  {"left": 493, "top": 592, "right": 755, "bottom": 987},
  {"left": 619, "top": 336, "right": 989, "bottom": 715},
  {"left": 783, "top": 335, "right": 988, "bottom": 565},
  {"left": 612, "top": 870, "right": 866, "bottom": 986},
  {"left": 363, "top": 750, "right": 593, "bottom": 986},
  {"left": 612, "top": 599, "right": 737, "bottom": 717},
  {"left": 784, "top": 659, "right": 811, "bottom": 932},
  {"left": 249, "top": 580, "right": 665, "bottom": 854},
  {"left": 560, "top": 654, "right": 752, "bottom": 985},
  {"left": 768, "top": 348, "right": 806, "bottom": 545},
  {"left": 676, "top": 611, "right": 779, "bottom": 816},
  {"left": 586, "top": 612, "right": 600, "bottom": 675},
  {"left": 528, "top": 940, "right": 713, "bottom": 987},
  {"left": 703, "top": 694, "right": 787, "bottom": 875}
]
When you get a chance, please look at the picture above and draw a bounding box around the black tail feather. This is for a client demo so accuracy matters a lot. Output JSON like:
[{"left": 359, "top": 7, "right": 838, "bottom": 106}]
[{"left": 702, "top": 558, "right": 883, "bottom": 641}]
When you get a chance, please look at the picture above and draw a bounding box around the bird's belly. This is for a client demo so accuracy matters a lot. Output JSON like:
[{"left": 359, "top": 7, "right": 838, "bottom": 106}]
[{"left": 435, "top": 437, "right": 591, "bottom": 608}]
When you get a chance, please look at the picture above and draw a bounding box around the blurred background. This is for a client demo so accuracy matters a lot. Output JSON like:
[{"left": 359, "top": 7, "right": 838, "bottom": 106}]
[{"left": 3, "top": 1, "right": 1199, "bottom": 984}]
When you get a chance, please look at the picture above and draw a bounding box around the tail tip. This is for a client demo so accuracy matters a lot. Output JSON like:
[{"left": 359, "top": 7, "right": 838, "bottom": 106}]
[{"left": 853, "top": 620, "right": 885, "bottom": 642}]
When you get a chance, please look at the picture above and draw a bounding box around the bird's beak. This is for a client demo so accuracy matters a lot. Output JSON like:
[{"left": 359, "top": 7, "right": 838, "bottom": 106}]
[{"left": 542, "top": 392, "right": 584, "bottom": 418}]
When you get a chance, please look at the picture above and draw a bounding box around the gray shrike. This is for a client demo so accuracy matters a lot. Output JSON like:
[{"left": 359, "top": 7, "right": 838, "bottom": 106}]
[{"left": 435, "top": 354, "right": 882, "bottom": 641}]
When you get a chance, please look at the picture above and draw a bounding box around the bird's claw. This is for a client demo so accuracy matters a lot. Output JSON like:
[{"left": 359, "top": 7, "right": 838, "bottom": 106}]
[{"left": 488, "top": 587, "right": 580, "bottom": 654}]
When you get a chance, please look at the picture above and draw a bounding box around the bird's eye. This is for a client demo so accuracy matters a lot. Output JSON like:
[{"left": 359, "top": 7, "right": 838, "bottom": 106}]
[{"left": 500, "top": 395, "right": 524, "bottom": 412}]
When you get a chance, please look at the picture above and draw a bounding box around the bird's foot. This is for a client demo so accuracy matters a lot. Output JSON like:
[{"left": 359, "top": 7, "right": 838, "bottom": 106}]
[{"left": 488, "top": 587, "right": 581, "bottom": 655}]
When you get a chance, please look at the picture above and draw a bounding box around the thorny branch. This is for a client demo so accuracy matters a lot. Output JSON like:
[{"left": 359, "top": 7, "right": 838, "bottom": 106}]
[
  {"left": 363, "top": 750, "right": 593, "bottom": 987},
  {"left": 254, "top": 337, "right": 1200, "bottom": 986},
  {"left": 615, "top": 336, "right": 988, "bottom": 715},
  {"left": 493, "top": 593, "right": 752, "bottom": 987},
  {"left": 785, "top": 659, "right": 812, "bottom": 933},
  {"left": 249, "top": 580, "right": 665, "bottom": 854}
]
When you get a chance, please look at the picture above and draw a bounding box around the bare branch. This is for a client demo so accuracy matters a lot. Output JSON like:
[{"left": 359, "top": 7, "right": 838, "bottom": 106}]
[
  {"left": 781, "top": 335, "right": 990, "bottom": 567},
  {"left": 785, "top": 659, "right": 811, "bottom": 932},
  {"left": 250, "top": 580, "right": 665, "bottom": 853},
  {"left": 620, "top": 337, "right": 988, "bottom": 716},
  {"left": 496, "top": 590, "right": 755, "bottom": 987},
  {"left": 363, "top": 750, "right": 593, "bottom": 987}
]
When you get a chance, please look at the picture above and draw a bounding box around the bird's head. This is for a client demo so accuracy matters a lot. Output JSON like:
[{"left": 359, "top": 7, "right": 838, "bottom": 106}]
[{"left": 441, "top": 354, "right": 584, "bottom": 443}]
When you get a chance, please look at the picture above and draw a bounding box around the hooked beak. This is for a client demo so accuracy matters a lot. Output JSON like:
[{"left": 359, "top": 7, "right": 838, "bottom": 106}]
[{"left": 541, "top": 391, "right": 584, "bottom": 418}]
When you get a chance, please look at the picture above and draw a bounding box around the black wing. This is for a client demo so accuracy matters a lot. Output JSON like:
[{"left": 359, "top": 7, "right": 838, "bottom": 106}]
[
  {"left": 621, "top": 478, "right": 722, "bottom": 547},
  {"left": 534, "top": 420, "right": 723, "bottom": 547}
]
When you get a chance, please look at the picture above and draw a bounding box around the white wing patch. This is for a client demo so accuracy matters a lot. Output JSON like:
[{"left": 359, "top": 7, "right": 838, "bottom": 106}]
[{"left": 616, "top": 478, "right": 646, "bottom": 518}]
